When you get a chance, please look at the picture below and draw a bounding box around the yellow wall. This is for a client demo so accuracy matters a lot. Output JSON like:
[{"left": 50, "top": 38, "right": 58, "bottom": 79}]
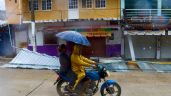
[
  {"left": 5, "top": 0, "right": 22, "bottom": 24},
  {"left": 79, "top": 0, "right": 120, "bottom": 19},
  {"left": 6, "top": 0, "right": 121, "bottom": 24},
  {"left": 21, "top": 0, "right": 68, "bottom": 21}
]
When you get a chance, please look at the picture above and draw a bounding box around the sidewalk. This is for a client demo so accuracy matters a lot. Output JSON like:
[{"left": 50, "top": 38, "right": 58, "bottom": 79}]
[
  {"left": 0, "top": 57, "right": 12, "bottom": 65},
  {"left": 1, "top": 56, "right": 171, "bottom": 72},
  {"left": 132, "top": 61, "right": 171, "bottom": 72}
]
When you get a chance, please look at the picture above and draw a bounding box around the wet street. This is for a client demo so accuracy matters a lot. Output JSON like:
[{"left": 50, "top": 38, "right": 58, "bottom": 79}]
[{"left": 0, "top": 67, "right": 171, "bottom": 96}]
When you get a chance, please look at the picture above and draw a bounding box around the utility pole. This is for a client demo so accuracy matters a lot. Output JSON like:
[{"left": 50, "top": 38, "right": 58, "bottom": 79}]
[{"left": 31, "top": 0, "right": 37, "bottom": 52}]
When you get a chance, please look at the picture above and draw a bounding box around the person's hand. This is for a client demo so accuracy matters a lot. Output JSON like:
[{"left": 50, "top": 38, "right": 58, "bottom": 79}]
[
  {"left": 93, "top": 61, "right": 98, "bottom": 65},
  {"left": 92, "top": 64, "right": 97, "bottom": 69}
]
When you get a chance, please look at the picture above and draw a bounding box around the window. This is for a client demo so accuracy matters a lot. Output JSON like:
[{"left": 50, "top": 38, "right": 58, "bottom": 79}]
[
  {"left": 69, "top": 0, "right": 78, "bottom": 9},
  {"left": 29, "top": 0, "right": 39, "bottom": 10},
  {"left": 42, "top": 0, "right": 52, "bottom": 10},
  {"left": 95, "top": 0, "right": 106, "bottom": 8},
  {"left": 82, "top": 0, "right": 92, "bottom": 8}
]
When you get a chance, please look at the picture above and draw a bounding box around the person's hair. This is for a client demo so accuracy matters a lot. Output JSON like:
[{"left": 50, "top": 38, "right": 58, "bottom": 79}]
[{"left": 58, "top": 44, "right": 66, "bottom": 52}]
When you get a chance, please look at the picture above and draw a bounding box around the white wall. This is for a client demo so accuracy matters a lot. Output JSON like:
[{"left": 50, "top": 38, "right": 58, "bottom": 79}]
[
  {"left": 0, "top": 0, "right": 5, "bottom": 10},
  {"left": 106, "top": 30, "right": 122, "bottom": 45},
  {"left": 15, "top": 31, "right": 27, "bottom": 48},
  {"left": 28, "top": 24, "right": 44, "bottom": 46}
]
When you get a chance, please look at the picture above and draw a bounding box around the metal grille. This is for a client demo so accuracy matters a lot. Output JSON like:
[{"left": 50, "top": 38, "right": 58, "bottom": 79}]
[{"left": 1, "top": 48, "right": 60, "bottom": 69}]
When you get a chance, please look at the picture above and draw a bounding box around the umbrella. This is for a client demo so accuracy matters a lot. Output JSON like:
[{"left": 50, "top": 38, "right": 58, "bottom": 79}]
[{"left": 56, "top": 31, "right": 90, "bottom": 46}]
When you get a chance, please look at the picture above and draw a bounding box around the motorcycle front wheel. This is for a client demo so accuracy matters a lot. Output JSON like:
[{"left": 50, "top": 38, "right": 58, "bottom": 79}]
[{"left": 100, "top": 82, "right": 121, "bottom": 96}]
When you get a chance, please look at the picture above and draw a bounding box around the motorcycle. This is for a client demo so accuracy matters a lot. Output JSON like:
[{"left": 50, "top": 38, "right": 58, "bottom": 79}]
[{"left": 54, "top": 64, "right": 121, "bottom": 96}]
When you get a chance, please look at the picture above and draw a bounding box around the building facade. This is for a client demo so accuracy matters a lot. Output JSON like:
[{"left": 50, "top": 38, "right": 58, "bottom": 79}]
[
  {"left": 122, "top": 0, "right": 171, "bottom": 60},
  {"left": 5, "top": 0, "right": 121, "bottom": 57}
]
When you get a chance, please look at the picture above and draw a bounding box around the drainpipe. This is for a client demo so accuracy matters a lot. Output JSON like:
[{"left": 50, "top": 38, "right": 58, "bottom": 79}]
[
  {"left": 156, "top": 0, "right": 162, "bottom": 59},
  {"left": 31, "top": 0, "right": 37, "bottom": 52},
  {"left": 120, "top": 0, "right": 125, "bottom": 57}
]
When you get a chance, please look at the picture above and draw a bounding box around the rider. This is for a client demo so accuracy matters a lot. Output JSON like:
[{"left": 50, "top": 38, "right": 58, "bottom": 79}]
[{"left": 70, "top": 44, "right": 97, "bottom": 91}]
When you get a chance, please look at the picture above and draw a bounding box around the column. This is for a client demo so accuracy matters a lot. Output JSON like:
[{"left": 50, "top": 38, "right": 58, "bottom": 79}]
[
  {"left": 156, "top": 36, "right": 161, "bottom": 59},
  {"left": 121, "top": 0, "right": 125, "bottom": 17},
  {"left": 127, "top": 35, "right": 136, "bottom": 61},
  {"left": 157, "top": 0, "right": 162, "bottom": 16}
]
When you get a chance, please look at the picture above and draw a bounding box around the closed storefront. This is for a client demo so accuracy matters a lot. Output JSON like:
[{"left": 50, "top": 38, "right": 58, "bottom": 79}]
[
  {"left": 161, "top": 36, "right": 171, "bottom": 59},
  {"left": 125, "top": 36, "right": 156, "bottom": 59}
]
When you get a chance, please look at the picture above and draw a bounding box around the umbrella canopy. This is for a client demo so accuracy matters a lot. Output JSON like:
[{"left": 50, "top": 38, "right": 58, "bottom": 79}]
[{"left": 56, "top": 31, "right": 90, "bottom": 46}]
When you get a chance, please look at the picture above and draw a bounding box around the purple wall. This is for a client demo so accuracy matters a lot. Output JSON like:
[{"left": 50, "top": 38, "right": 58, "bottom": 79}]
[
  {"left": 28, "top": 45, "right": 59, "bottom": 56},
  {"left": 28, "top": 44, "right": 121, "bottom": 57},
  {"left": 106, "top": 44, "right": 121, "bottom": 57}
]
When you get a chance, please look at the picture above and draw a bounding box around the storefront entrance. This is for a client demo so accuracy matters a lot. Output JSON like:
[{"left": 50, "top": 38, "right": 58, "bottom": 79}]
[{"left": 82, "top": 37, "right": 106, "bottom": 57}]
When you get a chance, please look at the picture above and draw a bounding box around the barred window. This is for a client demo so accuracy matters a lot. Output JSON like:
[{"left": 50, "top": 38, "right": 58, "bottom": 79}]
[
  {"left": 42, "top": 0, "right": 52, "bottom": 10},
  {"left": 29, "top": 0, "right": 39, "bottom": 10},
  {"left": 69, "top": 0, "right": 78, "bottom": 9},
  {"left": 82, "top": 0, "right": 92, "bottom": 8},
  {"left": 95, "top": 0, "right": 106, "bottom": 8}
]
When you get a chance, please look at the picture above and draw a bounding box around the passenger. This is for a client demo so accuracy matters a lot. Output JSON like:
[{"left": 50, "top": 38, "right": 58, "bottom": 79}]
[
  {"left": 58, "top": 44, "right": 77, "bottom": 89},
  {"left": 71, "top": 44, "right": 97, "bottom": 90}
]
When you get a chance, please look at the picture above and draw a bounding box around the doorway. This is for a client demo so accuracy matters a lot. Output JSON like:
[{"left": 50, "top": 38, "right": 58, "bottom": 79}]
[{"left": 82, "top": 37, "right": 106, "bottom": 57}]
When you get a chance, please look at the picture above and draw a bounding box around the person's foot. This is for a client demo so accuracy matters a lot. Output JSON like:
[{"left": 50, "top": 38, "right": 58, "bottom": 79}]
[{"left": 66, "top": 85, "right": 74, "bottom": 92}]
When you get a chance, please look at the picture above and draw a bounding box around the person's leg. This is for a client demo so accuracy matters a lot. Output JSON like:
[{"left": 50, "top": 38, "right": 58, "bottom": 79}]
[
  {"left": 73, "top": 72, "right": 85, "bottom": 90},
  {"left": 67, "top": 70, "right": 77, "bottom": 87}
]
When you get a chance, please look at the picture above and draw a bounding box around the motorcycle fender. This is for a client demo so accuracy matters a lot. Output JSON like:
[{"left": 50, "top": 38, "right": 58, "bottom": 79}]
[{"left": 100, "top": 80, "right": 117, "bottom": 91}]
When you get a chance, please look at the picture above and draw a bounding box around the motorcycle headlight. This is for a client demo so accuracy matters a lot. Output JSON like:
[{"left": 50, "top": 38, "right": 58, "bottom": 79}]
[{"left": 106, "top": 70, "right": 110, "bottom": 77}]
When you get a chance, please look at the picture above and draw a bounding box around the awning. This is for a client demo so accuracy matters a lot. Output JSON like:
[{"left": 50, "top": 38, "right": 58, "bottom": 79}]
[{"left": 81, "top": 31, "right": 112, "bottom": 37}]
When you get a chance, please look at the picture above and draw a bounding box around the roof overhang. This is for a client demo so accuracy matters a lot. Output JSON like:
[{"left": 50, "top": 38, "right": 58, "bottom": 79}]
[
  {"left": 22, "top": 18, "right": 120, "bottom": 24},
  {"left": 124, "top": 30, "right": 165, "bottom": 35}
]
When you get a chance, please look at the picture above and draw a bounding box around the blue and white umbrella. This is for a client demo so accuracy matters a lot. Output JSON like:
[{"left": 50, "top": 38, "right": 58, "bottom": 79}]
[{"left": 56, "top": 31, "right": 90, "bottom": 46}]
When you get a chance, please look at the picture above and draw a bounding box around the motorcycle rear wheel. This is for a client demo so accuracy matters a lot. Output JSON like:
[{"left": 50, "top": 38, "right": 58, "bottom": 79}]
[
  {"left": 56, "top": 79, "right": 70, "bottom": 96},
  {"left": 100, "top": 82, "right": 121, "bottom": 96}
]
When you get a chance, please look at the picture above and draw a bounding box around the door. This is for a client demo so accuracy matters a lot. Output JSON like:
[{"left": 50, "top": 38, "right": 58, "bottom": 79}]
[
  {"left": 82, "top": 37, "right": 106, "bottom": 57},
  {"left": 68, "top": 0, "right": 79, "bottom": 19},
  {"left": 125, "top": 36, "right": 156, "bottom": 59},
  {"left": 161, "top": 36, "right": 171, "bottom": 59}
]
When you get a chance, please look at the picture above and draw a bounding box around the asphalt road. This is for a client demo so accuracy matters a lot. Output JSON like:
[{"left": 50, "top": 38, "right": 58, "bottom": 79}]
[{"left": 0, "top": 68, "right": 171, "bottom": 96}]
